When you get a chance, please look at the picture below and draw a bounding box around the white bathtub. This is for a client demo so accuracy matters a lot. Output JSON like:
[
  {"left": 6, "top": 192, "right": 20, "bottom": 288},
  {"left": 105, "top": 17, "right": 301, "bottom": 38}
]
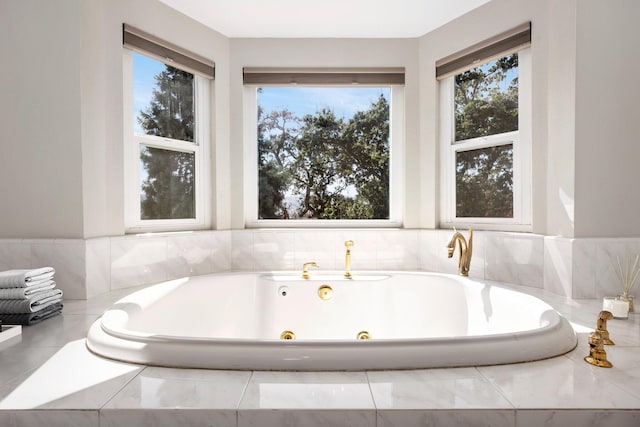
[{"left": 86, "top": 271, "right": 577, "bottom": 370}]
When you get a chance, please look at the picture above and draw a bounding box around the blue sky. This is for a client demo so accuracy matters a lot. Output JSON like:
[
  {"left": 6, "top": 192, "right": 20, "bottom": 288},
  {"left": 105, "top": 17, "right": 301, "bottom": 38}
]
[
  {"left": 133, "top": 53, "right": 166, "bottom": 134},
  {"left": 134, "top": 51, "right": 391, "bottom": 129},
  {"left": 258, "top": 87, "right": 390, "bottom": 120}
]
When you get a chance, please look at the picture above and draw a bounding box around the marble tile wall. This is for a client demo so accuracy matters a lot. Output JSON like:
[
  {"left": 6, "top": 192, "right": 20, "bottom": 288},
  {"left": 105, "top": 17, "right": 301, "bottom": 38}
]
[
  {"left": 0, "top": 239, "right": 88, "bottom": 300},
  {"left": 1, "top": 230, "right": 639, "bottom": 300},
  {"left": 0, "top": 230, "right": 231, "bottom": 299},
  {"left": 231, "top": 229, "right": 420, "bottom": 273},
  {"left": 571, "top": 237, "right": 640, "bottom": 299},
  {"left": 233, "top": 229, "right": 531, "bottom": 287}
]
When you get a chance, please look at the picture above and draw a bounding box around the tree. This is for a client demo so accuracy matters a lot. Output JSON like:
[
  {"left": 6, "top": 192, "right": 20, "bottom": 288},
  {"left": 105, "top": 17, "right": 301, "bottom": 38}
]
[
  {"left": 256, "top": 92, "right": 391, "bottom": 220},
  {"left": 291, "top": 109, "right": 345, "bottom": 219},
  {"left": 138, "top": 66, "right": 195, "bottom": 219},
  {"left": 341, "top": 95, "right": 390, "bottom": 219},
  {"left": 454, "top": 54, "right": 518, "bottom": 218},
  {"left": 455, "top": 145, "right": 513, "bottom": 217},
  {"left": 140, "top": 147, "right": 195, "bottom": 219},
  {"left": 258, "top": 105, "right": 295, "bottom": 219},
  {"left": 455, "top": 54, "right": 518, "bottom": 141}
]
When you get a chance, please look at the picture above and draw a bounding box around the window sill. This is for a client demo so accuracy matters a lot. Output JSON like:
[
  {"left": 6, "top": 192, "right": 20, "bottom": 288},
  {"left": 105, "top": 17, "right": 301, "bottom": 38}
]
[
  {"left": 245, "top": 220, "right": 403, "bottom": 229},
  {"left": 439, "top": 221, "right": 532, "bottom": 233}
]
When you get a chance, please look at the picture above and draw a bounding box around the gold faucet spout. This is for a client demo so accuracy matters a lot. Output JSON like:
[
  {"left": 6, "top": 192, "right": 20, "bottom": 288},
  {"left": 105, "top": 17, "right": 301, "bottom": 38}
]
[
  {"left": 302, "top": 262, "right": 319, "bottom": 279},
  {"left": 596, "top": 310, "right": 615, "bottom": 345},
  {"left": 447, "top": 226, "right": 473, "bottom": 276},
  {"left": 344, "top": 240, "right": 354, "bottom": 279}
]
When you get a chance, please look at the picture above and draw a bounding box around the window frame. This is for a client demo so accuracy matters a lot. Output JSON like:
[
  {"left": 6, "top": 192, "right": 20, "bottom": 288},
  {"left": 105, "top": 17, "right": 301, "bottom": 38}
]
[
  {"left": 123, "top": 49, "right": 211, "bottom": 233},
  {"left": 243, "top": 85, "right": 404, "bottom": 228},
  {"left": 439, "top": 48, "right": 532, "bottom": 231}
]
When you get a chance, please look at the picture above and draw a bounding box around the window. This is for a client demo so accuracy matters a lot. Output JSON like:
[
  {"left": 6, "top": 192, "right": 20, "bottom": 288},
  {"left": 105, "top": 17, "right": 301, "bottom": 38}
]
[
  {"left": 438, "top": 24, "right": 531, "bottom": 231},
  {"left": 243, "top": 68, "right": 404, "bottom": 227},
  {"left": 122, "top": 25, "right": 213, "bottom": 232}
]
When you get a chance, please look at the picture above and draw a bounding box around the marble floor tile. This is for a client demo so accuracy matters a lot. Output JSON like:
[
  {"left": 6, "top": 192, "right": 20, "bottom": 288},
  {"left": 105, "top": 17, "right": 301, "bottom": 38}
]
[
  {"left": 62, "top": 284, "right": 149, "bottom": 316},
  {"left": 603, "top": 315, "right": 640, "bottom": 346},
  {"left": 478, "top": 355, "right": 640, "bottom": 409},
  {"left": 566, "top": 345, "right": 640, "bottom": 400},
  {"left": 239, "top": 371, "right": 375, "bottom": 409},
  {"left": 377, "top": 409, "right": 515, "bottom": 427},
  {"left": 0, "top": 340, "right": 142, "bottom": 410},
  {"left": 0, "top": 410, "right": 99, "bottom": 427},
  {"left": 367, "top": 367, "right": 513, "bottom": 409},
  {"left": 0, "top": 345, "right": 60, "bottom": 384},
  {"left": 101, "top": 409, "right": 237, "bottom": 427},
  {"left": 14, "top": 314, "right": 99, "bottom": 348},
  {"left": 516, "top": 409, "right": 640, "bottom": 427},
  {"left": 238, "top": 409, "right": 376, "bottom": 427},
  {"left": 103, "top": 367, "right": 251, "bottom": 409}
]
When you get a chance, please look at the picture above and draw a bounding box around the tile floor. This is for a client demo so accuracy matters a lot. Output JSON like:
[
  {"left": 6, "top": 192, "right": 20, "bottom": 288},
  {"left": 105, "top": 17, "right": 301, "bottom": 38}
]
[{"left": 0, "top": 280, "right": 638, "bottom": 427}]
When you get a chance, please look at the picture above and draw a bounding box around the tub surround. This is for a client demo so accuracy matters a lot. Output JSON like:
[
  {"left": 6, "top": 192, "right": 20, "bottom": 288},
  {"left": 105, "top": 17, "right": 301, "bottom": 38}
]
[
  {"left": 0, "top": 229, "right": 637, "bottom": 302},
  {"left": 0, "top": 279, "right": 638, "bottom": 426}
]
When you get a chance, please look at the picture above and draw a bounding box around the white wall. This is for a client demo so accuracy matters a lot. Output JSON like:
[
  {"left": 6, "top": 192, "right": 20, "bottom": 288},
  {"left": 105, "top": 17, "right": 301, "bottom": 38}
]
[
  {"left": 0, "top": 0, "right": 85, "bottom": 238},
  {"left": 574, "top": 0, "right": 640, "bottom": 237},
  {"left": 0, "top": 0, "right": 231, "bottom": 239},
  {"left": 419, "top": 0, "right": 556, "bottom": 234},
  {"left": 3, "top": 0, "right": 640, "bottom": 241},
  {"left": 545, "top": 0, "right": 577, "bottom": 237},
  {"left": 83, "top": 0, "right": 232, "bottom": 236},
  {"left": 228, "top": 38, "right": 421, "bottom": 229},
  {"left": 420, "top": 0, "right": 640, "bottom": 238}
]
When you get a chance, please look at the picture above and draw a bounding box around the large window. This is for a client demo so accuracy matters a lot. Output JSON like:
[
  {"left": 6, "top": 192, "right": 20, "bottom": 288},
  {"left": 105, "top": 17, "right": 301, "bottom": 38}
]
[
  {"left": 439, "top": 24, "right": 531, "bottom": 230},
  {"left": 123, "top": 25, "right": 212, "bottom": 232},
  {"left": 244, "top": 68, "right": 404, "bottom": 227}
]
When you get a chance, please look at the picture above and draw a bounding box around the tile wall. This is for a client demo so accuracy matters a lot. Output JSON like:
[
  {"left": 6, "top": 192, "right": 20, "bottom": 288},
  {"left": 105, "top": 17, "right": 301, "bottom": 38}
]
[
  {"left": 0, "top": 231, "right": 231, "bottom": 299},
  {"left": 0, "top": 229, "right": 636, "bottom": 301}
]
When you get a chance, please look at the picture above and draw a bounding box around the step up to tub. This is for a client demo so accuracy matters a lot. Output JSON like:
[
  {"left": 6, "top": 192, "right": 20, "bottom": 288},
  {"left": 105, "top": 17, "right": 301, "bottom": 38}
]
[{"left": 0, "top": 324, "right": 22, "bottom": 350}]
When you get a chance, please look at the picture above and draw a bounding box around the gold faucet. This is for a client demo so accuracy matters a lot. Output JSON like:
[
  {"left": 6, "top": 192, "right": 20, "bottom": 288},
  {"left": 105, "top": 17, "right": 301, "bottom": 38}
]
[
  {"left": 302, "top": 262, "right": 318, "bottom": 279},
  {"left": 447, "top": 226, "right": 473, "bottom": 277},
  {"left": 584, "top": 330, "right": 613, "bottom": 368},
  {"left": 344, "top": 240, "right": 354, "bottom": 279},
  {"left": 596, "top": 310, "right": 615, "bottom": 345}
]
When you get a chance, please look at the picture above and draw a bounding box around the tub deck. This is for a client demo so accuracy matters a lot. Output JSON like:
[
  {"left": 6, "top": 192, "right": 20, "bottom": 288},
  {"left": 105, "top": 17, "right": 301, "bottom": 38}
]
[{"left": 0, "top": 279, "right": 638, "bottom": 426}]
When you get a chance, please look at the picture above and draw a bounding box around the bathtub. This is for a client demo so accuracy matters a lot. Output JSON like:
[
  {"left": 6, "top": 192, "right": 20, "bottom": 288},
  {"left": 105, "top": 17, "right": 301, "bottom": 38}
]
[{"left": 86, "top": 271, "right": 577, "bottom": 370}]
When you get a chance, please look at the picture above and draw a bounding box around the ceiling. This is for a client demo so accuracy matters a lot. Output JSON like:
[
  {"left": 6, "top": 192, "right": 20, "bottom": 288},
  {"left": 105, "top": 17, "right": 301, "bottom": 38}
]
[{"left": 157, "top": 0, "right": 491, "bottom": 38}]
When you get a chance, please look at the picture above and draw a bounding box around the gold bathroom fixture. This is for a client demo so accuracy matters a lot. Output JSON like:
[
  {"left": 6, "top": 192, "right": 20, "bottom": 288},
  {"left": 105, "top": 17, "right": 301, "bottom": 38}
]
[
  {"left": 280, "top": 330, "right": 296, "bottom": 340},
  {"left": 344, "top": 240, "right": 354, "bottom": 279},
  {"left": 356, "top": 331, "right": 371, "bottom": 340},
  {"left": 447, "top": 226, "right": 473, "bottom": 277},
  {"left": 318, "top": 285, "right": 333, "bottom": 300},
  {"left": 596, "top": 310, "right": 615, "bottom": 345},
  {"left": 302, "top": 262, "right": 319, "bottom": 279},
  {"left": 584, "top": 330, "right": 612, "bottom": 368}
]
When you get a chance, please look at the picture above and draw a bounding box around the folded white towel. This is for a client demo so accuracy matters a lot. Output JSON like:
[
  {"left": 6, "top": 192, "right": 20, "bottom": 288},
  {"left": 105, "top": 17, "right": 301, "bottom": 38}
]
[
  {"left": 0, "top": 289, "right": 63, "bottom": 313},
  {"left": 0, "top": 268, "right": 55, "bottom": 288},
  {"left": 0, "top": 280, "right": 56, "bottom": 300}
]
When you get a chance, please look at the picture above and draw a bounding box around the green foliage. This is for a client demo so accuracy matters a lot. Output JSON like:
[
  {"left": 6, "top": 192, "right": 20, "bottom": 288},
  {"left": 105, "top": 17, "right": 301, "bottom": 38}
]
[
  {"left": 257, "top": 94, "right": 390, "bottom": 220},
  {"left": 138, "top": 65, "right": 196, "bottom": 220},
  {"left": 454, "top": 54, "right": 518, "bottom": 218},
  {"left": 341, "top": 95, "right": 390, "bottom": 219},
  {"left": 455, "top": 54, "right": 518, "bottom": 141},
  {"left": 456, "top": 145, "right": 513, "bottom": 218},
  {"left": 140, "top": 147, "right": 195, "bottom": 220},
  {"left": 292, "top": 109, "right": 344, "bottom": 219}
]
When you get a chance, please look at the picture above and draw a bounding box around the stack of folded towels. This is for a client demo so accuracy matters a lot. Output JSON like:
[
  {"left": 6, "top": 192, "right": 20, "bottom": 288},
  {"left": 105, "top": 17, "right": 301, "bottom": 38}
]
[{"left": 0, "top": 267, "right": 63, "bottom": 325}]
